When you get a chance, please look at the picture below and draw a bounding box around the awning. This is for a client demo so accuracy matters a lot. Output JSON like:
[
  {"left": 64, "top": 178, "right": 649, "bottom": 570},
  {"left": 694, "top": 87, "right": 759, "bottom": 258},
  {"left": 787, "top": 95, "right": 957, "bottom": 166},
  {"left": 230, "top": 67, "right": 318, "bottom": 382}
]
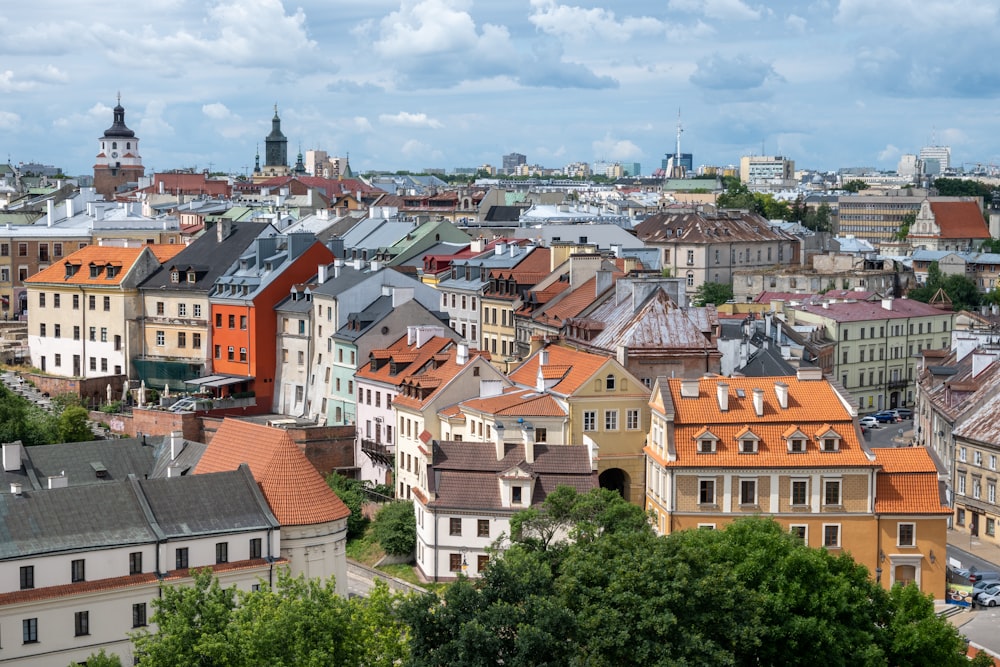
[{"left": 185, "top": 374, "right": 252, "bottom": 388}]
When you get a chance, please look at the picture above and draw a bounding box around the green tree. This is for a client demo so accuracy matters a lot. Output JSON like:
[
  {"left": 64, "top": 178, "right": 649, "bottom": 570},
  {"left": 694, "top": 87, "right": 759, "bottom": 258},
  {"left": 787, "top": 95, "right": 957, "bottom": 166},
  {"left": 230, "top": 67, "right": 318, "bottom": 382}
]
[
  {"left": 70, "top": 649, "right": 123, "bottom": 666},
  {"left": 692, "top": 281, "right": 734, "bottom": 306},
  {"left": 716, "top": 179, "right": 759, "bottom": 212},
  {"left": 908, "top": 261, "right": 981, "bottom": 312},
  {"left": 802, "top": 201, "right": 832, "bottom": 232},
  {"left": 58, "top": 405, "right": 93, "bottom": 443},
  {"left": 371, "top": 500, "right": 416, "bottom": 556},
  {"left": 896, "top": 212, "right": 916, "bottom": 241},
  {"left": 842, "top": 179, "right": 870, "bottom": 193},
  {"left": 326, "top": 473, "right": 370, "bottom": 538},
  {"left": 132, "top": 568, "right": 239, "bottom": 665},
  {"left": 933, "top": 177, "right": 994, "bottom": 207}
]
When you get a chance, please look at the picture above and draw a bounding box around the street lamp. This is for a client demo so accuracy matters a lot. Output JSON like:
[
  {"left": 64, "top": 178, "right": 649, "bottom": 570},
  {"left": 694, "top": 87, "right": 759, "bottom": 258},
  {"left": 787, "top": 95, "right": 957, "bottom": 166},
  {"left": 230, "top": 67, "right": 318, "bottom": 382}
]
[{"left": 461, "top": 548, "right": 468, "bottom": 575}]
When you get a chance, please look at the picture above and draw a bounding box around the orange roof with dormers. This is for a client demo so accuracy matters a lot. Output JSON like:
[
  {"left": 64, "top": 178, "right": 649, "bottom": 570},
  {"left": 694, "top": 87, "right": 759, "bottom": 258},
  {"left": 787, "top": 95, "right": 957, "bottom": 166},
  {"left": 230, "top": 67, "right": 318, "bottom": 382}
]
[
  {"left": 356, "top": 334, "right": 454, "bottom": 386},
  {"left": 660, "top": 375, "right": 876, "bottom": 469},
  {"left": 453, "top": 386, "right": 567, "bottom": 419},
  {"left": 391, "top": 346, "right": 493, "bottom": 411},
  {"left": 194, "top": 419, "right": 349, "bottom": 526},
  {"left": 508, "top": 343, "right": 613, "bottom": 397},
  {"left": 25, "top": 244, "right": 184, "bottom": 287}
]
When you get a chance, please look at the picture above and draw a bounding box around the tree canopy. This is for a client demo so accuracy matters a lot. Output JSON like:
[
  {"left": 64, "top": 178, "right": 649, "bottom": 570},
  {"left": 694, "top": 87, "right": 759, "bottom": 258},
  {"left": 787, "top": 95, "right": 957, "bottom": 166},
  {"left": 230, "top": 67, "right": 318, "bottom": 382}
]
[
  {"left": 933, "top": 177, "right": 995, "bottom": 207},
  {"left": 908, "top": 261, "right": 981, "bottom": 312},
  {"left": 692, "top": 281, "right": 734, "bottom": 307},
  {"left": 842, "top": 179, "right": 870, "bottom": 193}
]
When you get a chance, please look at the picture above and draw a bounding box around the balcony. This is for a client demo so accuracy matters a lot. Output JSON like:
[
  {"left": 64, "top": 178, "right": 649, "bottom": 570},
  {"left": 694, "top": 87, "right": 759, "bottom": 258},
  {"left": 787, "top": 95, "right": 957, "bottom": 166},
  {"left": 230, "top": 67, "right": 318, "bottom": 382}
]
[
  {"left": 887, "top": 379, "right": 908, "bottom": 390},
  {"left": 360, "top": 438, "right": 394, "bottom": 467}
]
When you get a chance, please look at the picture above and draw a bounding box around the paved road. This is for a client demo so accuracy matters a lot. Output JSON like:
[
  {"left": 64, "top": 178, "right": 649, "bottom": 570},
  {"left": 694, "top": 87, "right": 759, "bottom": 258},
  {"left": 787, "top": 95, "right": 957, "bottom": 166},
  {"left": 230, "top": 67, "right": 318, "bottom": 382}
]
[
  {"left": 947, "top": 545, "right": 1000, "bottom": 659},
  {"left": 861, "top": 418, "right": 913, "bottom": 448}
]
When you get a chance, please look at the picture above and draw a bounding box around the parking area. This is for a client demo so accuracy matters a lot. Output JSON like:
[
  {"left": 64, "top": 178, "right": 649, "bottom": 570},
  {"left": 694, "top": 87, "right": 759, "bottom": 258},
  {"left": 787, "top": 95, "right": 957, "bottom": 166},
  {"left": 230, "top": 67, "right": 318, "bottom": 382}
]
[{"left": 861, "top": 418, "right": 914, "bottom": 448}]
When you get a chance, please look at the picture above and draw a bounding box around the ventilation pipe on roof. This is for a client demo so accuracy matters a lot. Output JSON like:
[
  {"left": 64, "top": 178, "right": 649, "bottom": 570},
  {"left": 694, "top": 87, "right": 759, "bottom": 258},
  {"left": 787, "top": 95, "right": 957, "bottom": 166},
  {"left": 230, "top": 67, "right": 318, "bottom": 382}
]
[
  {"left": 10, "top": 482, "right": 21, "bottom": 496},
  {"left": 170, "top": 431, "right": 185, "bottom": 460},
  {"left": 716, "top": 382, "right": 729, "bottom": 412},
  {"left": 2, "top": 442, "right": 22, "bottom": 472},
  {"left": 495, "top": 422, "right": 506, "bottom": 461},
  {"left": 456, "top": 342, "right": 469, "bottom": 365},
  {"left": 47, "top": 200, "right": 54, "bottom": 227},
  {"left": 523, "top": 423, "right": 535, "bottom": 464},
  {"left": 775, "top": 382, "right": 789, "bottom": 409},
  {"left": 752, "top": 388, "right": 765, "bottom": 417}
]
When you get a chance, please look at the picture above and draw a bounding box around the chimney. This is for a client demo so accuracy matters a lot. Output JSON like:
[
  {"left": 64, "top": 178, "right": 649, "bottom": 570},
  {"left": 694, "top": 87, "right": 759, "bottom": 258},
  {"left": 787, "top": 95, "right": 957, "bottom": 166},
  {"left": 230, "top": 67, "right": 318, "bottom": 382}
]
[
  {"left": 10, "top": 482, "right": 21, "bottom": 496},
  {"left": 775, "top": 381, "right": 789, "bottom": 409},
  {"left": 456, "top": 342, "right": 469, "bottom": 365},
  {"left": 370, "top": 260, "right": 381, "bottom": 272},
  {"left": 65, "top": 198, "right": 74, "bottom": 218},
  {"left": 169, "top": 431, "right": 185, "bottom": 460},
  {"left": 539, "top": 349, "right": 549, "bottom": 367},
  {"left": 391, "top": 286, "right": 414, "bottom": 307},
  {"left": 680, "top": 379, "right": 700, "bottom": 398},
  {"left": 510, "top": 243, "right": 518, "bottom": 257},
  {"left": 480, "top": 379, "right": 503, "bottom": 398},
  {"left": 167, "top": 464, "right": 180, "bottom": 478},
  {"left": 796, "top": 367, "right": 823, "bottom": 381},
  {"left": 522, "top": 423, "right": 535, "bottom": 464},
  {"left": 333, "top": 258, "right": 343, "bottom": 278},
  {"left": 407, "top": 326, "right": 416, "bottom": 345},
  {"left": 973, "top": 350, "right": 999, "bottom": 378},
  {"left": 594, "top": 270, "right": 613, "bottom": 296},
  {"left": 47, "top": 200, "right": 54, "bottom": 226},
  {"left": 716, "top": 382, "right": 729, "bottom": 412},
  {"left": 48, "top": 473, "right": 68, "bottom": 489},
  {"left": 317, "top": 263, "right": 328, "bottom": 284},
  {"left": 2, "top": 442, "right": 22, "bottom": 472},
  {"left": 217, "top": 218, "right": 232, "bottom": 242},
  {"left": 752, "top": 388, "right": 765, "bottom": 417},
  {"left": 495, "top": 241, "right": 507, "bottom": 256},
  {"left": 494, "top": 422, "right": 506, "bottom": 460},
  {"left": 881, "top": 297, "right": 893, "bottom": 311}
]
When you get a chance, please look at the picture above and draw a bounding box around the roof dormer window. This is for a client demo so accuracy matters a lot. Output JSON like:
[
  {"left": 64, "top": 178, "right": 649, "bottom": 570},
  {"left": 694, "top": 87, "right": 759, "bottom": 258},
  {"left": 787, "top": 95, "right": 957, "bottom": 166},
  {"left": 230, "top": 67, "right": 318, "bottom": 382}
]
[
  {"left": 187, "top": 272, "right": 196, "bottom": 283},
  {"left": 789, "top": 438, "right": 806, "bottom": 453},
  {"left": 784, "top": 426, "right": 809, "bottom": 453},
  {"left": 89, "top": 264, "right": 101, "bottom": 278},
  {"left": 735, "top": 426, "right": 760, "bottom": 454},
  {"left": 695, "top": 427, "right": 719, "bottom": 454},
  {"left": 816, "top": 425, "right": 841, "bottom": 452},
  {"left": 170, "top": 271, "right": 180, "bottom": 283}
]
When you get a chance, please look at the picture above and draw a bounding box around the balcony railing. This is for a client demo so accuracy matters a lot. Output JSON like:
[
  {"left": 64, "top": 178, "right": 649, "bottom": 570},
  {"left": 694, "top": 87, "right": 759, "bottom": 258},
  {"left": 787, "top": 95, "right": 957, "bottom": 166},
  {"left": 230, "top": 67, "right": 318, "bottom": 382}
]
[
  {"left": 887, "top": 379, "right": 908, "bottom": 390},
  {"left": 360, "top": 438, "right": 394, "bottom": 467}
]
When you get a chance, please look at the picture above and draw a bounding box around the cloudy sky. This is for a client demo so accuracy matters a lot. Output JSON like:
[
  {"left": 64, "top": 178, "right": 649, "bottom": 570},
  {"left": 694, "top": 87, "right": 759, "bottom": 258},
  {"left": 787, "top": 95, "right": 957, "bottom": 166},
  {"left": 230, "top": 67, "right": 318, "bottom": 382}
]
[{"left": 2, "top": 0, "right": 997, "bottom": 177}]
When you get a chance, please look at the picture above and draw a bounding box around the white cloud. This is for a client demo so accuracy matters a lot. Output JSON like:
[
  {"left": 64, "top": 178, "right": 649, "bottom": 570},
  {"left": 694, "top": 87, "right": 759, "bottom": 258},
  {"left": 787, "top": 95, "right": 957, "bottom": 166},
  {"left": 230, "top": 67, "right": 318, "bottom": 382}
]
[
  {"left": 785, "top": 14, "right": 807, "bottom": 33},
  {"left": 352, "top": 117, "right": 374, "bottom": 133},
  {"left": 528, "top": 0, "right": 666, "bottom": 42},
  {"left": 400, "top": 138, "right": 442, "bottom": 159},
  {"left": 379, "top": 111, "right": 443, "bottom": 129},
  {"left": 877, "top": 144, "right": 900, "bottom": 161},
  {"left": 668, "top": 0, "right": 761, "bottom": 21},
  {"left": 592, "top": 134, "right": 643, "bottom": 161},
  {"left": 374, "top": 0, "right": 483, "bottom": 58},
  {"left": 0, "top": 70, "right": 36, "bottom": 93},
  {"left": 137, "top": 100, "right": 173, "bottom": 138},
  {"left": 0, "top": 111, "right": 20, "bottom": 129},
  {"left": 202, "top": 103, "right": 232, "bottom": 120}
]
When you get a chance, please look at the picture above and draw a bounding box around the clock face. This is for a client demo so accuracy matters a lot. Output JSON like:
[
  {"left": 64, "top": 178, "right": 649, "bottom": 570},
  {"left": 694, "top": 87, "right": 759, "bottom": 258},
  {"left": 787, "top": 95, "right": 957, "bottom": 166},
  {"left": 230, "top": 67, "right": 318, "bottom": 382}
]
[{"left": 111, "top": 151, "right": 118, "bottom": 158}]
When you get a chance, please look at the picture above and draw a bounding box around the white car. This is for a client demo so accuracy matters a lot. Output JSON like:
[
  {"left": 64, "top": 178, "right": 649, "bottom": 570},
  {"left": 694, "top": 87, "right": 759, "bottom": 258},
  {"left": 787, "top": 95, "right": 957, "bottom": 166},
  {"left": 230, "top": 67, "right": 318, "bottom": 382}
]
[
  {"left": 976, "top": 588, "right": 1000, "bottom": 607},
  {"left": 859, "top": 416, "right": 878, "bottom": 428}
]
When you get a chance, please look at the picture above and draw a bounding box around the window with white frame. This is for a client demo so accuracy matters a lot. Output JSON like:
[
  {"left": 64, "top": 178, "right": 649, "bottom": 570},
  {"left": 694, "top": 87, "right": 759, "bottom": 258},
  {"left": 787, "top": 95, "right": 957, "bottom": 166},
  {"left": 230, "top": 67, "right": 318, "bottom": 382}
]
[
  {"left": 788, "top": 437, "right": 806, "bottom": 453},
  {"left": 583, "top": 411, "right": 596, "bottom": 431},
  {"left": 990, "top": 482, "right": 996, "bottom": 504},
  {"left": 821, "top": 437, "right": 839, "bottom": 452},
  {"left": 739, "top": 437, "right": 758, "bottom": 454},
  {"left": 626, "top": 409, "right": 640, "bottom": 430},
  {"left": 698, "top": 438, "right": 716, "bottom": 454},
  {"left": 739, "top": 478, "right": 757, "bottom": 505},
  {"left": 959, "top": 447, "right": 967, "bottom": 462},
  {"left": 699, "top": 478, "right": 715, "bottom": 504},
  {"left": 973, "top": 479, "right": 982, "bottom": 499},
  {"left": 823, "top": 524, "right": 841, "bottom": 548},
  {"left": 991, "top": 455, "right": 997, "bottom": 471},
  {"left": 897, "top": 522, "right": 915, "bottom": 547},
  {"left": 791, "top": 479, "right": 808, "bottom": 506},
  {"left": 975, "top": 451, "right": 983, "bottom": 466},
  {"left": 823, "top": 479, "right": 841, "bottom": 506},
  {"left": 604, "top": 410, "right": 618, "bottom": 430},
  {"left": 958, "top": 475, "right": 966, "bottom": 495},
  {"left": 790, "top": 525, "right": 807, "bottom": 543}
]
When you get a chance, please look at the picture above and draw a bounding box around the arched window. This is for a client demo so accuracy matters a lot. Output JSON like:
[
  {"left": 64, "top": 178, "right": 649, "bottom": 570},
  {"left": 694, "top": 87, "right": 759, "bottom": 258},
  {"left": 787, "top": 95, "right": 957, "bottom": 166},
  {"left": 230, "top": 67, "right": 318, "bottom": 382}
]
[
  {"left": 112, "top": 141, "right": 117, "bottom": 149},
  {"left": 686, "top": 272, "right": 695, "bottom": 286},
  {"left": 605, "top": 374, "right": 616, "bottom": 391}
]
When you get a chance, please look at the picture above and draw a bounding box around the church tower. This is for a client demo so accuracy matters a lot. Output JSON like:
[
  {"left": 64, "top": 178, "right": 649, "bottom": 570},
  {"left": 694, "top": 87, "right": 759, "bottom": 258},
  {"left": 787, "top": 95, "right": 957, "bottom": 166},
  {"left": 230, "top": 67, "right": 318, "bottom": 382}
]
[
  {"left": 93, "top": 95, "right": 144, "bottom": 199},
  {"left": 253, "top": 105, "right": 292, "bottom": 182}
]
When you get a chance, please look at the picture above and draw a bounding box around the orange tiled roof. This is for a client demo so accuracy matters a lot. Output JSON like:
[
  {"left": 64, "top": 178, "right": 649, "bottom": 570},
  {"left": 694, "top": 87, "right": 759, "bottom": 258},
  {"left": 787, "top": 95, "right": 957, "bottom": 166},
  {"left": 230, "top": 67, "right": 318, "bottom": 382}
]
[
  {"left": 391, "top": 347, "right": 489, "bottom": 410},
  {"left": 875, "top": 473, "right": 950, "bottom": 514},
  {"left": 872, "top": 447, "right": 940, "bottom": 474},
  {"left": 508, "top": 343, "right": 613, "bottom": 396},
  {"left": 929, "top": 201, "right": 990, "bottom": 239},
  {"left": 455, "top": 387, "right": 567, "bottom": 418},
  {"left": 663, "top": 376, "right": 873, "bottom": 468},
  {"left": 356, "top": 335, "right": 453, "bottom": 385},
  {"left": 25, "top": 245, "right": 180, "bottom": 286},
  {"left": 194, "top": 419, "right": 349, "bottom": 526}
]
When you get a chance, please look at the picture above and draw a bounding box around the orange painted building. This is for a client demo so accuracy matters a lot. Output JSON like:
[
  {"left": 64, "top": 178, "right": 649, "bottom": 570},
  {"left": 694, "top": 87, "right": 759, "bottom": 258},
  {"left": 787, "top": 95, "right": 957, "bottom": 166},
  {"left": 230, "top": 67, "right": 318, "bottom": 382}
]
[{"left": 206, "top": 233, "right": 334, "bottom": 410}]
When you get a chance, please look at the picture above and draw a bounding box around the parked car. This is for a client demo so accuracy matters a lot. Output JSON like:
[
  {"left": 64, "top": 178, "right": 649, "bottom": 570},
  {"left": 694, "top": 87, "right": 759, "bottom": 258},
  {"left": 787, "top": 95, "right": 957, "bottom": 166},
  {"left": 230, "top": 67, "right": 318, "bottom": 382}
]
[
  {"left": 859, "top": 416, "right": 879, "bottom": 428},
  {"left": 969, "top": 570, "right": 1000, "bottom": 584},
  {"left": 976, "top": 588, "right": 1000, "bottom": 607},
  {"left": 873, "top": 411, "right": 899, "bottom": 423},
  {"left": 949, "top": 566, "right": 972, "bottom": 583},
  {"left": 892, "top": 408, "right": 913, "bottom": 420},
  {"left": 972, "top": 579, "right": 1000, "bottom": 598}
]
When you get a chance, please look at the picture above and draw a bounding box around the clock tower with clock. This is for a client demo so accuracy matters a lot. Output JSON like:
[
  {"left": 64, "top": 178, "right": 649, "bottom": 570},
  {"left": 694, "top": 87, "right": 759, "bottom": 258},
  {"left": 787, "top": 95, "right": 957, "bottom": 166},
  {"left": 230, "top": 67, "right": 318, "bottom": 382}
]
[{"left": 93, "top": 94, "right": 145, "bottom": 199}]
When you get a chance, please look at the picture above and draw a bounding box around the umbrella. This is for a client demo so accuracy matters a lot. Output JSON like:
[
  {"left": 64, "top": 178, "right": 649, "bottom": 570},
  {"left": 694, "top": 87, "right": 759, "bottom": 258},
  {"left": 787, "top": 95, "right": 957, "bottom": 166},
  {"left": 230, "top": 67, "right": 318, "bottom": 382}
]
[{"left": 163, "top": 382, "right": 170, "bottom": 398}]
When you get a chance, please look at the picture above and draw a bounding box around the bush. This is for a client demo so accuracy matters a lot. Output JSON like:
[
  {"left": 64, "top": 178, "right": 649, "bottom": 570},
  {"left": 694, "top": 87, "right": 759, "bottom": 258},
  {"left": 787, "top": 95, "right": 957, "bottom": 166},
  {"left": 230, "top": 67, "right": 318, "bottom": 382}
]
[
  {"left": 372, "top": 501, "right": 416, "bottom": 556},
  {"left": 326, "top": 474, "right": 370, "bottom": 538}
]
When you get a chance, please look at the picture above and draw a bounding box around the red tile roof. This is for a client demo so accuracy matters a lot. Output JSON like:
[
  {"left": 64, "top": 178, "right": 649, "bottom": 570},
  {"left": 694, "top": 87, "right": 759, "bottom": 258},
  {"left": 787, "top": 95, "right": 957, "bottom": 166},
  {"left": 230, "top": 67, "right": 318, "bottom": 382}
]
[
  {"left": 875, "top": 473, "right": 950, "bottom": 514},
  {"left": 928, "top": 201, "right": 990, "bottom": 239},
  {"left": 455, "top": 387, "right": 567, "bottom": 418},
  {"left": 25, "top": 245, "right": 183, "bottom": 286},
  {"left": 872, "top": 447, "right": 940, "bottom": 474},
  {"left": 194, "top": 419, "right": 349, "bottom": 526},
  {"left": 508, "top": 344, "right": 612, "bottom": 396}
]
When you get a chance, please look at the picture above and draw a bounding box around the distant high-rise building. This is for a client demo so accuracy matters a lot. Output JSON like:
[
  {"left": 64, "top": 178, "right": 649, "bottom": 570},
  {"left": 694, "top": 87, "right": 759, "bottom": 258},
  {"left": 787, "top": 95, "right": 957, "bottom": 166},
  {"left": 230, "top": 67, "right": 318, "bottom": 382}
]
[
  {"left": 662, "top": 154, "right": 693, "bottom": 173},
  {"left": 624, "top": 162, "right": 641, "bottom": 177},
  {"left": 897, "top": 154, "right": 919, "bottom": 179},
  {"left": 919, "top": 145, "right": 950, "bottom": 175},
  {"left": 502, "top": 152, "right": 526, "bottom": 174},
  {"left": 739, "top": 155, "right": 795, "bottom": 186},
  {"left": 304, "top": 150, "right": 328, "bottom": 177}
]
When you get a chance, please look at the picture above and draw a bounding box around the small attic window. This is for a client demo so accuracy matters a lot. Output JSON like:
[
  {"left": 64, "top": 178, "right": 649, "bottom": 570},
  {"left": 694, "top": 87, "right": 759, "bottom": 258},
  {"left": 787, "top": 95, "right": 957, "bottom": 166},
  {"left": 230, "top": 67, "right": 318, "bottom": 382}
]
[
  {"left": 170, "top": 271, "right": 180, "bottom": 283},
  {"left": 605, "top": 374, "right": 616, "bottom": 391},
  {"left": 90, "top": 264, "right": 101, "bottom": 278},
  {"left": 106, "top": 265, "right": 118, "bottom": 279},
  {"left": 698, "top": 439, "right": 716, "bottom": 454},
  {"left": 187, "top": 272, "right": 196, "bottom": 283},
  {"left": 789, "top": 438, "right": 806, "bottom": 453},
  {"left": 739, "top": 438, "right": 758, "bottom": 454},
  {"left": 822, "top": 437, "right": 840, "bottom": 452}
]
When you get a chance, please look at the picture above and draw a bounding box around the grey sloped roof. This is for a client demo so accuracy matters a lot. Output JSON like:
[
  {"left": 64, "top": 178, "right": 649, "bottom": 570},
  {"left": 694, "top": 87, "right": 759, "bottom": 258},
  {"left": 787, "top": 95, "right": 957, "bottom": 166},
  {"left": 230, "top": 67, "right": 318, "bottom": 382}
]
[
  {"left": 140, "top": 467, "right": 278, "bottom": 537},
  {"left": 0, "top": 481, "right": 156, "bottom": 559},
  {"left": 8, "top": 438, "right": 157, "bottom": 490}
]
